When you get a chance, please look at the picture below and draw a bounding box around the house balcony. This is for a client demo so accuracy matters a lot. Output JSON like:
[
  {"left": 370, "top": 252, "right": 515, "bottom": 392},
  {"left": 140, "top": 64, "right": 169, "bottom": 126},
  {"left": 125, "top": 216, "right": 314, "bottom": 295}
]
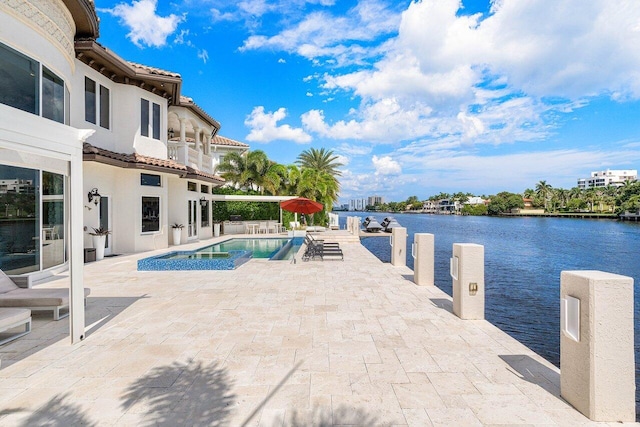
[{"left": 168, "top": 140, "right": 214, "bottom": 174}]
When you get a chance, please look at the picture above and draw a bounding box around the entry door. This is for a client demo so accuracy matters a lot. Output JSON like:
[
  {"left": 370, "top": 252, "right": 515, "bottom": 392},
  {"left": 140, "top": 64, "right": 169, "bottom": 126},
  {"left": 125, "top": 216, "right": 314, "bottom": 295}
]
[
  {"left": 188, "top": 200, "right": 197, "bottom": 238},
  {"left": 99, "top": 195, "right": 111, "bottom": 256}
]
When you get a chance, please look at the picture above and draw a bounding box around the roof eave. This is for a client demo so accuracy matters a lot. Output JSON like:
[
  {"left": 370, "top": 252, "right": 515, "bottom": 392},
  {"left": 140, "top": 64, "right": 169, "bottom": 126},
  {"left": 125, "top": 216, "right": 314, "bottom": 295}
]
[{"left": 75, "top": 40, "right": 182, "bottom": 104}]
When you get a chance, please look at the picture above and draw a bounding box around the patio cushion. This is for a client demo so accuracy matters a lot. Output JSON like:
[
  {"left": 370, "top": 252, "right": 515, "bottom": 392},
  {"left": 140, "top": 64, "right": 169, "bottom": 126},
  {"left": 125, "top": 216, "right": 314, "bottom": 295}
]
[
  {"left": 0, "top": 288, "right": 90, "bottom": 307},
  {"left": 0, "top": 308, "right": 30, "bottom": 329},
  {"left": 0, "top": 271, "right": 19, "bottom": 294}
]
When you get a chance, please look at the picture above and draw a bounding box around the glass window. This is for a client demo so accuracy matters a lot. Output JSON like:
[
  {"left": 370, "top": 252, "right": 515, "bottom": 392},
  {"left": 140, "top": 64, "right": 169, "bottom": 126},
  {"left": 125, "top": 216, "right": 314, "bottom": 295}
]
[
  {"left": 100, "top": 85, "right": 110, "bottom": 129},
  {"left": 140, "top": 173, "right": 161, "bottom": 187},
  {"left": 85, "top": 77, "right": 96, "bottom": 124},
  {"left": 187, "top": 182, "right": 197, "bottom": 192},
  {"left": 201, "top": 200, "right": 209, "bottom": 227},
  {"left": 42, "top": 171, "right": 65, "bottom": 269},
  {"left": 0, "top": 42, "right": 39, "bottom": 115},
  {"left": 0, "top": 165, "right": 39, "bottom": 274},
  {"left": 141, "top": 196, "right": 160, "bottom": 232},
  {"left": 42, "top": 67, "right": 64, "bottom": 123},
  {"left": 141, "top": 99, "right": 149, "bottom": 137},
  {"left": 201, "top": 185, "right": 209, "bottom": 194},
  {"left": 152, "top": 103, "right": 160, "bottom": 139}
]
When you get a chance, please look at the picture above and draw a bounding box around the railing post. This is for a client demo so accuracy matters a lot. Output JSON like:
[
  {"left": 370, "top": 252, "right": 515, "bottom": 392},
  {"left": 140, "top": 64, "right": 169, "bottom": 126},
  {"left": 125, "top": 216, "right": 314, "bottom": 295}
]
[
  {"left": 451, "top": 243, "right": 484, "bottom": 319},
  {"left": 560, "top": 270, "right": 635, "bottom": 421},
  {"left": 390, "top": 227, "right": 407, "bottom": 267},
  {"left": 413, "top": 233, "right": 434, "bottom": 286}
]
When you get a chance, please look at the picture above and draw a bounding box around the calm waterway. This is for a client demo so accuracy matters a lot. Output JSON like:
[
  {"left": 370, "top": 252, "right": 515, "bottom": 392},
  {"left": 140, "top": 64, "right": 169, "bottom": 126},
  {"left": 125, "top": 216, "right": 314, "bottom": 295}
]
[{"left": 339, "top": 212, "right": 640, "bottom": 412}]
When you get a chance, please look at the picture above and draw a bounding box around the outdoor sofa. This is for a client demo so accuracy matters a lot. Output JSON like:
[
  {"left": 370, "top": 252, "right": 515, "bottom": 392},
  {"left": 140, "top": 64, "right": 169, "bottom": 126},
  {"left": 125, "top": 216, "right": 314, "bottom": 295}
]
[
  {"left": 0, "top": 269, "right": 89, "bottom": 320},
  {"left": 0, "top": 308, "right": 31, "bottom": 346}
]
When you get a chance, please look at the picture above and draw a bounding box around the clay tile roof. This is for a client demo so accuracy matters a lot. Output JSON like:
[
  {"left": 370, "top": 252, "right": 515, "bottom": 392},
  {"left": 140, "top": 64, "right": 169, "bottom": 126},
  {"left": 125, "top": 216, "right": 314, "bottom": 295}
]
[
  {"left": 128, "top": 62, "right": 181, "bottom": 78},
  {"left": 211, "top": 135, "right": 249, "bottom": 148},
  {"left": 178, "top": 95, "right": 221, "bottom": 129},
  {"left": 82, "top": 143, "right": 224, "bottom": 184}
]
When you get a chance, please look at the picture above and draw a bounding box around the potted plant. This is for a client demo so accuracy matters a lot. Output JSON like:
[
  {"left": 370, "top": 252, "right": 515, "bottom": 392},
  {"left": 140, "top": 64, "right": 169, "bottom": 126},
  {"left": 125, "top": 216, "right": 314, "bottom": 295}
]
[
  {"left": 213, "top": 220, "right": 221, "bottom": 237},
  {"left": 171, "top": 223, "right": 184, "bottom": 245},
  {"left": 88, "top": 227, "right": 111, "bottom": 260}
]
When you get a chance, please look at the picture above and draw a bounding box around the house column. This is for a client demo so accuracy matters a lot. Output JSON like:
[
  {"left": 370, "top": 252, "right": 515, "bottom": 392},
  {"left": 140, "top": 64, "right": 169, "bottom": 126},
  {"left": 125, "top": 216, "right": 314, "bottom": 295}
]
[
  {"left": 194, "top": 127, "right": 203, "bottom": 170},
  {"left": 69, "top": 146, "right": 85, "bottom": 343},
  {"left": 177, "top": 118, "right": 188, "bottom": 165}
]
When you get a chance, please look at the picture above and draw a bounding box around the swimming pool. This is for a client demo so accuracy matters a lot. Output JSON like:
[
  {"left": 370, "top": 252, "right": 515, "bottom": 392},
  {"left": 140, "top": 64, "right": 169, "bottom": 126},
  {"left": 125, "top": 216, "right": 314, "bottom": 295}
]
[{"left": 137, "top": 237, "right": 304, "bottom": 271}]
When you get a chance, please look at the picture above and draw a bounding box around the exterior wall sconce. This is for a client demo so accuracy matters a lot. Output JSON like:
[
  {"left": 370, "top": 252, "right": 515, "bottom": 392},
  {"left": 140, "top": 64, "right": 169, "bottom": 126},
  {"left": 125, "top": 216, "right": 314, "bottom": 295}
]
[
  {"left": 88, "top": 188, "right": 101, "bottom": 205},
  {"left": 168, "top": 128, "right": 175, "bottom": 139},
  {"left": 200, "top": 197, "right": 208, "bottom": 207}
]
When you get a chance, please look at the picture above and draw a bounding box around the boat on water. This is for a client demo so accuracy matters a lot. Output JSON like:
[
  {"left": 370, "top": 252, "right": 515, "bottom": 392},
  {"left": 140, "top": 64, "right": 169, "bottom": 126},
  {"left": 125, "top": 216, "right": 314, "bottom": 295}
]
[
  {"left": 362, "top": 216, "right": 383, "bottom": 232},
  {"left": 381, "top": 216, "right": 401, "bottom": 233}
]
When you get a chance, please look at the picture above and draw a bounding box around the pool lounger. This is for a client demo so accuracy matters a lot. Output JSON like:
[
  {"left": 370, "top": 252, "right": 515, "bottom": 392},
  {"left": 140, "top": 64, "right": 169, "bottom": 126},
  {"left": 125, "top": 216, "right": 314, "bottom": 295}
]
[{"left": 0, "top": 308, "right": 31, "bottom": 346}]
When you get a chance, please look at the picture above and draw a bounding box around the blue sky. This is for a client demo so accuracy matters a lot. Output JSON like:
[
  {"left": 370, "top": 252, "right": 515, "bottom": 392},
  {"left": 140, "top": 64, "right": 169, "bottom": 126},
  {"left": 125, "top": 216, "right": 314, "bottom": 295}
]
[{"left": 95, "top": 0, "right": 640, "bottom": 202}]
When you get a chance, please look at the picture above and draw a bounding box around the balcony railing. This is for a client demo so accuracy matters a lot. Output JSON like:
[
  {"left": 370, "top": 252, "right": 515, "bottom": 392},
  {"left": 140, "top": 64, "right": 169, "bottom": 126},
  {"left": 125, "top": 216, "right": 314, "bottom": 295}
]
[{"left": 167, "top": 141, "right": 214, "bottom": 174}]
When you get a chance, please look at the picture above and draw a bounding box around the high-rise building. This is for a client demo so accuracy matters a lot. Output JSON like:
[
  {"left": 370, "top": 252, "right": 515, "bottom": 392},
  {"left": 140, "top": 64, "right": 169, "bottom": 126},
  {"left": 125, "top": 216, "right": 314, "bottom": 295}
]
[
  {"left": 367, "top": 195, "right": 384, "bottom": 206},
  {"left": 577, "top": 169, "right": 637, "bottom": 189},
  {"left": 349, "top": 198, "right": 367, "bottom": 211}
]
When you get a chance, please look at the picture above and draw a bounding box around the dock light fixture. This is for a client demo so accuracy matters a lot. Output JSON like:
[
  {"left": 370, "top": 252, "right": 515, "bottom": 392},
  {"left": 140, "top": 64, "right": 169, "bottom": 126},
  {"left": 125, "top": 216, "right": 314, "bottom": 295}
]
[
  {"left": 200, "top": 197, "right": 208, "bottom": 207},
  {"left": 168, "top": 128, "right": 175, "bottom": 139},
  {"left": 88, "top": 188, "right": 101, "bottom": 205}
]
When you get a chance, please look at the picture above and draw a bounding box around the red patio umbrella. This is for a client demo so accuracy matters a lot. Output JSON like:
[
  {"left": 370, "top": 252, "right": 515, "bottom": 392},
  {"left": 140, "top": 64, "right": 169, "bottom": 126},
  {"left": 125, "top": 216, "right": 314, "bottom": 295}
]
[{"left": 280, "top": 197, "right": 323, "bottom": 215}]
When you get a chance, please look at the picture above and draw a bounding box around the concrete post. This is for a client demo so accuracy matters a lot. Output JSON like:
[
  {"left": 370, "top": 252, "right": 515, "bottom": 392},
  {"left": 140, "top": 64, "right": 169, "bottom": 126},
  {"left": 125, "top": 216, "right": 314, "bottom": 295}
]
[
  {"left": 451, "top": 243, "right": 484, "bottom": 320},
  {"left": 412, "top": 233, "right": 434, "bottom": 286},
  {"left": 560, "top": 270, "right": 635, "bottom": 422},
  {"left": 390, "top": 227, "right": 407, "bottom": 267}
]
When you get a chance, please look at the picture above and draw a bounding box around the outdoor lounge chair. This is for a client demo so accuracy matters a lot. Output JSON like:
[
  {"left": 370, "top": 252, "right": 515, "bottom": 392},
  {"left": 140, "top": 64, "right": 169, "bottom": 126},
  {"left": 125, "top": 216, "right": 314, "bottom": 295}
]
[
  {"left": 306, "top": 234, "right": 340, "bottom": 247},
  {"left": 0, "top": 308, "right": 31, "bottom": 346},
  {"left": 302, "top": 236, "right": 344, "bottom": 261},
  {"left": 0, "top": 269, "right": 90, "bottom": 320}
]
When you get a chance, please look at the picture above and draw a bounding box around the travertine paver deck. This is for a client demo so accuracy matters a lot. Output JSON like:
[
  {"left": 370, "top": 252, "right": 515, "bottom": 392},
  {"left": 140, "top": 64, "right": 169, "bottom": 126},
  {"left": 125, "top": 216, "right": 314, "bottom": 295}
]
[{"left": 0, "top": 234, "right": 635, "bottom": 426}]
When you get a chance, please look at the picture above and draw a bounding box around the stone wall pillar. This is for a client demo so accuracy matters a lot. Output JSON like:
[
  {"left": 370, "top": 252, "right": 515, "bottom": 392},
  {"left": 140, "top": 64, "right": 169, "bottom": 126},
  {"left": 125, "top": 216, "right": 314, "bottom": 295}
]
[
  {"left": 560, "top": 270, "right": 635, "bottom": 422},
  {"left": 413, "top": 233, "right": 434, "bottom": 286},
  {"left": 451, "top": 243, "right": 484, "bottom": 320}
]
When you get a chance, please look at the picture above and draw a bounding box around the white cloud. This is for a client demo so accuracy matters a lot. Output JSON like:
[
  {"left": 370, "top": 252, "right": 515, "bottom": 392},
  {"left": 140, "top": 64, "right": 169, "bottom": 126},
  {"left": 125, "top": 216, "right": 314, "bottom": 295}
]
[
  {"left": 339, "top": 169, "right": 416, "bottom": 200},
  {"left": 337, "top": 143, "right": 372, "bottom": 156},
  {"left": 334, "top": 154, "right": 350, "bottom": 167},
  {"left": 244, "top": 106, "right": 312, "bottom": 143},
  {"left": 395, "top": 147, "right": 640, "bottom": 194},
  {"left": 290, "top": 0, "right": 640, "bottom": 146},
  {"left": 100, "top": 0, "right": 183, "bottom": 48},
  {"left": 197, "top": 49, "right": 209, "bottom": 63},
  {"left": 278, "top": 58, "right": 286, "bottom": 64},
  {"left": 306, "top": 92, "right": 313, "bottom": 97},
  {"left": 239, "top": 0, "right": 401, "bottom": 66},
  {"left": 372, "top": 155, "right": 401, "bottom": 175}
]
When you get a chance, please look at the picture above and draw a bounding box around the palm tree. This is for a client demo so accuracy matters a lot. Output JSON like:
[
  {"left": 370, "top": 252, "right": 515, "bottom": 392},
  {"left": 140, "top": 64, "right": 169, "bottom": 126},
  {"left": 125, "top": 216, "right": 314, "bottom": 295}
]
[
  {"left": 296, "top": 148, "right": 343, "bottom": 176},
  {"left": 523, "top": 188, "right": 535, "bottom": 199},
  {"left": 217, "top": 150, "right": 285, "bottom": 194},
  {"left": 535, "top": 180, "right": 553, "bottom": 212},
  {"left": 216, "top": 151, "right": 250, "bottom": 189}
]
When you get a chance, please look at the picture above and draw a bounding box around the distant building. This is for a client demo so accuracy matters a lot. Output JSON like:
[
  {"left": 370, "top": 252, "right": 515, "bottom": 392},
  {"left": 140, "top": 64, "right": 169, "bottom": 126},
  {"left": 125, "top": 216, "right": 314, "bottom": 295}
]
[
  {"left": 422, "top": 200, "right": 438, "bottom": 213},
  {"left": 465, "top": 196, "right": 486, "bottom": 205},
  {"left": 367, "top": 195, "right": 384, "bottom": 206},
  {"left": 577, "top": 169, "right": 637, "bottom": 189},
  {"left": 0, "top": 179, "right": 34, "bottom": 194},
  {"left": 349, "top": 198, "right": 367, "bottom": 211}
]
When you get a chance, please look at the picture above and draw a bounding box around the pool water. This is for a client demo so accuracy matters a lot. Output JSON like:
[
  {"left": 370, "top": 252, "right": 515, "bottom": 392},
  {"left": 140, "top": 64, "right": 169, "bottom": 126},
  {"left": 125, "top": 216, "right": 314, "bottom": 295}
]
[
  {"left": 197, "top": 238, "right": 295, "bottom": 259},
  {"left": 137, "top": 237, "right": 305, "bottom": 271}
]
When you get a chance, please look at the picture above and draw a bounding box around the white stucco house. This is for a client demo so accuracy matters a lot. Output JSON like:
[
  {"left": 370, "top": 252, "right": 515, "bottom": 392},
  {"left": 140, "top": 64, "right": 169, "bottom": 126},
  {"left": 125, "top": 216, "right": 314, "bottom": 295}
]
[
  {"left": 0, "top": 0, "right": 101, "bottom": 342},
  {"left": 0, "top": 0, "right": 250, "bottom": 341}
]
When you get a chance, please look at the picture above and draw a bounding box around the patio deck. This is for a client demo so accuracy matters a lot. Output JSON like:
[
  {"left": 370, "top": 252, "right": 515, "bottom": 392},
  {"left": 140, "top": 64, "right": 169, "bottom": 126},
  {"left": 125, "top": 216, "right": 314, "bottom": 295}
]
[{"left": 0, "top": 234, "right": 628, "bottom": 426}]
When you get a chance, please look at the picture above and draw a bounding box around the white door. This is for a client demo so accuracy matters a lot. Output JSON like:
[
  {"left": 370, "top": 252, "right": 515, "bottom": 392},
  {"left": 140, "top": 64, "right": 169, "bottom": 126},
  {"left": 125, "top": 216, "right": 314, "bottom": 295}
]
[
  {"left": 99, "top": 195, "right": 112, "bottom": 256},
  {"left": 188, "top": 200, "right": 197, "bottom": 238}
]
